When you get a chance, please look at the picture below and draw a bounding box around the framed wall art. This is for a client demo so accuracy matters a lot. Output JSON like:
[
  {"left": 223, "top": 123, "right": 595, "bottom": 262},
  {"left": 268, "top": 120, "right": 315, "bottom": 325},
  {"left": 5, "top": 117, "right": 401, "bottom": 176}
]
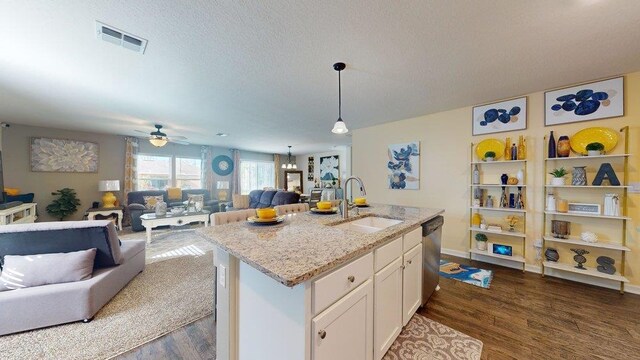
[
  {"left": 319, "top": 155, "right": 339, "bottom": 185},
  {"left": 387, "top": 141, "right": 420, "bottom": 190},
  {"left": 545, "top": 77, "right": 624, "bottom": 126},
  {"left": 30, "top": 137, "right": 99, "bottom": 173},
  {"left": 472, "top": 97, "right": 527, "bottom": 136}
]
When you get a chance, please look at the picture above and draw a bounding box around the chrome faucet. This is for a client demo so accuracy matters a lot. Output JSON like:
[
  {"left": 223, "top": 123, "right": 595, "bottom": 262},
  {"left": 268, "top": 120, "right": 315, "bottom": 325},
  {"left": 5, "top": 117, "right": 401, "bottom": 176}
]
[{"left": 341, "top": 176, "right": 367, "bottom": 219}]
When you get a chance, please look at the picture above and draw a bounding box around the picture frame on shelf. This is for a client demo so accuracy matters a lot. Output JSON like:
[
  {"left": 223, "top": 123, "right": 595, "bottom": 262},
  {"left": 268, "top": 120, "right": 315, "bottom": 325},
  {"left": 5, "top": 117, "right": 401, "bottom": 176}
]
[
  {"left": 472, "top": 97, "right": 527, "bottom": 136},
  {"left": 567, "top": 202, "right": 601, "bottom": 215},
  {"left": 489, "top": 243, "right": 513, "bottom": 257},
  {"left": 544, "top": 77, "right": 624, "bottom": 126}
]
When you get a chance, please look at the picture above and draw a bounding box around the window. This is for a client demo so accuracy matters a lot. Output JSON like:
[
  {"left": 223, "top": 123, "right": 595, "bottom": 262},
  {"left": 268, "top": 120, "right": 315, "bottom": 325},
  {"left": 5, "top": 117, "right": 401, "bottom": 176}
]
[
  {"left": 240, "top": 160, "right": 275, "bottom": 195},
  {"left": 136, "top": 155, "right": 202, "bottom": 190}
]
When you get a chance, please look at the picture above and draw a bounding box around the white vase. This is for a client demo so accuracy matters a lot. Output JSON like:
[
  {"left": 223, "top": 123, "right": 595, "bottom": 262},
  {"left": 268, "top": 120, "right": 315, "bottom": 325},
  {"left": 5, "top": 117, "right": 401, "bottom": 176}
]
[
  {"left": 477, "top": 241, "right": 487, "bottom": 251},
  {"left": 587, "top": 150, "right": 601, "bottom": 156},
  {"left": 516, "top": 169, "right": 524, "bottom": 184},
  {"left": 550, "top": 177, "right": 565, "bottom": 186}
]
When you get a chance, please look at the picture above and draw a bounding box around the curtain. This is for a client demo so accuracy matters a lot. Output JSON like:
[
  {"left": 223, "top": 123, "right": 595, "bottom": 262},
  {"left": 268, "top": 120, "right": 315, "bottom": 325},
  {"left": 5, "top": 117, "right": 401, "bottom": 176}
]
[
  {"left": 123, "top": 137, "right": 139, "bottom": 227},
  {"left": 273, "top": 154, "right": 281, "bottom": 189},
  {"left": 201, "top": 146, "right": 214, "bottom": 197},
  {"left": 231, "top": 149, "right": 241, "bottom": 195}
]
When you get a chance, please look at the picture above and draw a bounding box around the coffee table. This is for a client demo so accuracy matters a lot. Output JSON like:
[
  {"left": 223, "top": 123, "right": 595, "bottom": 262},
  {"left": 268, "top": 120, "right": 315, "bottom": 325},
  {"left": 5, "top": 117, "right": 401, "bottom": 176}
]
[{"left": 140, "top": 211, "right": 210, "bottom": 244}]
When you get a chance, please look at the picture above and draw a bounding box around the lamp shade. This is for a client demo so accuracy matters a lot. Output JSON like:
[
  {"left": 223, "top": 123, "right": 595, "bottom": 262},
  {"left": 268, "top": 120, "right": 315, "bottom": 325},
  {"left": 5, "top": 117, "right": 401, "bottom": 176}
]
[
  {"left": 331, "top": 118, "right": 349, "bottom": 134},
  {"left": 99, "top": 180, "right": 120, "bottom": 192},
  {"left": 217, "top": 181, "right": 230, "bottom": 190},
  {"left": 149, "top": 136, "right": 168, "bottom": 147}
]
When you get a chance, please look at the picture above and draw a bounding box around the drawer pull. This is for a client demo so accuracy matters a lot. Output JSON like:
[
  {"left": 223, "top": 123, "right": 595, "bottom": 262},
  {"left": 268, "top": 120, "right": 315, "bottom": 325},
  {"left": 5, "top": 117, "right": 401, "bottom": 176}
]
[
  {"left": 407, "top": 259, "right": 412, "bottom": 265},
  {"left": 318, "top": 330, "right": 326, "bottom": 339},
  {"left": 347, "top": 275, "right": 355, "bottom": 283}
]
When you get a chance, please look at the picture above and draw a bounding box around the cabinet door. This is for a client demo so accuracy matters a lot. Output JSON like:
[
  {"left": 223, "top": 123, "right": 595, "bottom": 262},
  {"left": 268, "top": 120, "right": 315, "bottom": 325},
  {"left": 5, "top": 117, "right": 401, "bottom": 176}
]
[
  {"left": 312, "top": 279, "right": 373, "bottom": 360},
  {"left": 402, "top": 243, "right": 423, "bottom": 326},
  {"left": 374, "top": 257, "right": 403, "bottom": 360}
]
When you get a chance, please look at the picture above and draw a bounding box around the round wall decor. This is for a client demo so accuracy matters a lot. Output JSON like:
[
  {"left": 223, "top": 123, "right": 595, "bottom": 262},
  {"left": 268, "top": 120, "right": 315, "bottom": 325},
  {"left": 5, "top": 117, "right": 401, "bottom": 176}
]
[{"left": 212, "top": 155, "right": 234, "bottom": 176}]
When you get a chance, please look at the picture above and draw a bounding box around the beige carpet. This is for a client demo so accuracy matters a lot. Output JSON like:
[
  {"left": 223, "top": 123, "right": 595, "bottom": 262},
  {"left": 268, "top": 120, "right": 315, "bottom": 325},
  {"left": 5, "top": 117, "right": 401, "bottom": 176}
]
[
  {"left": 0, "top": 244, "right": 214, "bottom": 360},
  {"left": 384, "top": 313, "right": 483, "bottom": 360}
]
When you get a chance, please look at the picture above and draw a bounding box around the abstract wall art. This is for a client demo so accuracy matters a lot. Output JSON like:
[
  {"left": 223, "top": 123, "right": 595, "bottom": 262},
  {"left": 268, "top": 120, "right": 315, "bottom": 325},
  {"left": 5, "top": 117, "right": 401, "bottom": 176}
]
[
  {"left": 545, "top": 77, "right": 623, "bottom": 126},
  {"left": 319, "top": 155, "right": 339, "bottom": 185},
  {"left": 30, "top": 137, "right": 99, "bottom": 173},
  {"left": 387, "top": 141, "right": 420, "bottom": 190},
  {"left": 472, "top": 97, "right": 527, "bottom": 136}
]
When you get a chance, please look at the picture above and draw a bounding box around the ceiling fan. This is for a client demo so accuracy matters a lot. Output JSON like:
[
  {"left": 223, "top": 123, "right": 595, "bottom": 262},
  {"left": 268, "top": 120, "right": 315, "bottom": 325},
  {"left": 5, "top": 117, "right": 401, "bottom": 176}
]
[{"left": 135, "top": 124, "right": 189, "bottom": 147}]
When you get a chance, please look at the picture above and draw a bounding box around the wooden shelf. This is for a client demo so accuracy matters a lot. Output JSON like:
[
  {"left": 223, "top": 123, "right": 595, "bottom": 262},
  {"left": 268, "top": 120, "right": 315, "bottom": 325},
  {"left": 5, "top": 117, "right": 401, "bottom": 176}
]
[
  {"left": 545, "top": 185, "right": 628, "bottom": 189},
  {"left": 544, "top": 211, "right": 630, "bottom": 220},
  {"left": 543, "top": 236, "right": 630, "bottom": 251},
  {"left": 470, "top": 227, "right": 525, "bottom": 238},
  {"left": 543, "top": 261, "right": 629, "bottom": 283},
  {"left": 471, "top": 159, "right": 527, "bottom": 165},
  {"left": 470, "top": 184, "right": 527, "bottom": 188},
  {"left": 470, "top": 249, "right": 525, "bottom": 263},
  {"left": 471, "top": 206, "right": 526, "bottom": 213},
  {"left": 545, "top": 154, "right": 631, "bottom": 161}
]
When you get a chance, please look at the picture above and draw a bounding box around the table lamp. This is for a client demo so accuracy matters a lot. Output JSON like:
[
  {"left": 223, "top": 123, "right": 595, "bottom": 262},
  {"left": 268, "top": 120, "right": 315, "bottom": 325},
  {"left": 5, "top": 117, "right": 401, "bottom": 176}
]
[
  {"left": 217, "top": 181, "right": 230, "bottom": 201},
  {"left": 99, "top": 180, "right": 120, "bottom": 208}
]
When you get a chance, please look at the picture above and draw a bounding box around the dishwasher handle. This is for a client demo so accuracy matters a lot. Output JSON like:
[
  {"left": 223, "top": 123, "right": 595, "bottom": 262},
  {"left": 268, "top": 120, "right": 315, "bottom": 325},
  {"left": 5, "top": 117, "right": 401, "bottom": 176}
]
[{"left": 423, "top": 215, "right": 444, "bottom": 236}]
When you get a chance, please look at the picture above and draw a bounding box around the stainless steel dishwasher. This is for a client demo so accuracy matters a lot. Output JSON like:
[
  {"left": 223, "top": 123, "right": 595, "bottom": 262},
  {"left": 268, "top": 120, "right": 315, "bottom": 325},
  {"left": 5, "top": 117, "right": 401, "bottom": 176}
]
[{"left": 421, "top": 215, "right": 443, "bottom": 306}]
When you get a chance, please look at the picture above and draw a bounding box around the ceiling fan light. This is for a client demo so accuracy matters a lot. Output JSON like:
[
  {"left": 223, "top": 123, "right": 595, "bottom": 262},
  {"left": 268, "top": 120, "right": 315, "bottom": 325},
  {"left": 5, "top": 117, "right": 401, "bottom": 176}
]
[
  {"left": 332, "top": 118, "right": 349, "bottom": 134},
  {"left": 149, "top": 136, "right": 168, "bottom": 147}
]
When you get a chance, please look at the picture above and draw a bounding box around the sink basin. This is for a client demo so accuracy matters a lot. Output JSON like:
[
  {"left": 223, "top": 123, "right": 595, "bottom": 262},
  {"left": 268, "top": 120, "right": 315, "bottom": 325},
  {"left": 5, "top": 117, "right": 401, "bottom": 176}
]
[{"left": 333, "top": 216, "right": 403, "bottom": 234}]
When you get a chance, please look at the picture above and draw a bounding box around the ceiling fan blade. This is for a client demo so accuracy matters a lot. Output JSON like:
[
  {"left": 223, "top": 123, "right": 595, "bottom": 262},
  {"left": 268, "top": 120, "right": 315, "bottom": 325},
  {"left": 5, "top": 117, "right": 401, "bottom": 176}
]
[
  {"left": 171, "top": 139, "right": 190, "bottom": 145},
  {"left": 171, "top": 135, "right": 188, "bottom": 140},
  {"left": 134, "top": 129, "right": 149, "bottom": 134}
]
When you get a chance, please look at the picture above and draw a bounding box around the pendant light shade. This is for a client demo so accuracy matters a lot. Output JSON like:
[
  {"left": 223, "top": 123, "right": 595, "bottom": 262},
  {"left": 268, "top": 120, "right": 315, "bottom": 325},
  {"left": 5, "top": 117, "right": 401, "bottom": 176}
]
[{"left": 331, "top": 62, "right": 349, "bottom": 134}]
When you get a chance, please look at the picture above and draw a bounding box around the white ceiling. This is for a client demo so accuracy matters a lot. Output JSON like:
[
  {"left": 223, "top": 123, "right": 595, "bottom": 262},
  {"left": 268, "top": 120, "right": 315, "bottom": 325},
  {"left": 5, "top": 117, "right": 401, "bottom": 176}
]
[{"left": 0, "top": 1, "right": 639, "bottom": 155}]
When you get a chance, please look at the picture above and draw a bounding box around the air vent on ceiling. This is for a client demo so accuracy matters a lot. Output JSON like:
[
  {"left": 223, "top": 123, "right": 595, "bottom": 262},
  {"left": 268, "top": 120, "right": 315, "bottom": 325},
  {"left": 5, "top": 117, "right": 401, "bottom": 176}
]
[{"left": 95, "top": 21, "right": 147, "bottom": 54}]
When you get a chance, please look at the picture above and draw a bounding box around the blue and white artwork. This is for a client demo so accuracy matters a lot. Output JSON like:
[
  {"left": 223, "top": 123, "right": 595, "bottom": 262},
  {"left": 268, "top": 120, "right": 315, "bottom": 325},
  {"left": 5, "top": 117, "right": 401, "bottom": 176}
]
[
  {"left": 319, "top": 155, "right": 339, "bottom": 185},
  {"left": 545, "top": 77, "right": 623, "bottom": 126},
  {"left": 472, "top": 97, "right": 527, "bottom": 136},
  {"left": 387, "top": 142, "right": 420, "bottom": 190}
]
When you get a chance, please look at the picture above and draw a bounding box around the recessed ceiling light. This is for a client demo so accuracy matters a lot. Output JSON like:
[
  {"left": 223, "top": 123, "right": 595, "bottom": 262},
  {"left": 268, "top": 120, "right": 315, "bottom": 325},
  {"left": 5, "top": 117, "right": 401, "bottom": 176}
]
[{"left": 216, "top": 133, "right": 229, "bottom": 137}]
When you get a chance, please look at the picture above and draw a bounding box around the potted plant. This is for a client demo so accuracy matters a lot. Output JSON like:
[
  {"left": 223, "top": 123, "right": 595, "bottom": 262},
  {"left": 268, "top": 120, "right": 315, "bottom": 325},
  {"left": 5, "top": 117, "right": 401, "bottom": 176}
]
[
  {"left": 585, "top": 142, "right": 604, "bottom": 156},
  {"left": 484, "top": 151, "right": 496, "bottom": 162},
  {"left": 549, "top": 167, "right": 568, "bottom": 186},
  {"left": 46, "top": 188, "right": 81, "bottom": 221},
  {"left": 475, "top": 233, "right": 488, "bottom": 251}
]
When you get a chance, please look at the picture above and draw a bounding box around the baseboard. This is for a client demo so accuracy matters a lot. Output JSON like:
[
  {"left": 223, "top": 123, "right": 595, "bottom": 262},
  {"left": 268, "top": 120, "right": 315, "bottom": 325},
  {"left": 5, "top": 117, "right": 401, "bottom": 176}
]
[
  {"left": 441, "top": 248, "right": 469, "bottom": 259},
  {"left": 625, "top": 284, "right": 640, "bottom": 295},
  {"left": 525, "top": 264, "right": 542, "bottom": 274}
]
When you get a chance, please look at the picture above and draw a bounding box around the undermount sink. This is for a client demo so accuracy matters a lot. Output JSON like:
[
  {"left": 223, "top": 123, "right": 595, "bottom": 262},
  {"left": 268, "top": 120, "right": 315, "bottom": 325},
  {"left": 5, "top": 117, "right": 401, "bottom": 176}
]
[{"left": 333, "top": 216, "right": 403, "bottom": 234}]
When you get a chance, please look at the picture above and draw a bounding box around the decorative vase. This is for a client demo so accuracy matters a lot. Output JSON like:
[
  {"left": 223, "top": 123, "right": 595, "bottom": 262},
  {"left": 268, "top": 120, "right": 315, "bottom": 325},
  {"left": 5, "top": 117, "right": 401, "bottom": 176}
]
[
  {"left": 546, "top": 192, "right": 556, "bottom": 212},
  {"left": 557, "top": 199, "right": 569, "bottom": 213},
  {"left": 587, "top": 150, "right": 601, "bottom": 157},
  {"left": 603, "top": 194, "right": 620, "bottom": 217},
  {"left": 510, "top": 143, "right": 517, "bottom": 160},
  {"left": 477, "top": 241, "right": 487, "bottom": 251},
  {"left": 557, "top": 136, "right": 571, "bottom": 157},
  {"left": 571, "top": 248, "right": 589, "bottom": 270},
  {"left": 155, "top": 201, "right": 167, "bottom": 216},
  {"left": 545, "top": 248, "right": 560, "bottom": 262},
  {"left": 509, "top": 193, "right": 515, "bottom": 208},
  {"left": 551, "top": 220, "right": 571, "bottom": 239},
  {"left": 551, "top": 177, "right": 565, "bottom": 186},
  {"left": 501, "top": 174, "right": 509, "bottom": 185},
  {"left": 515, "top": 187, "right": 525, "bottom": 209},
  {"left": 504, "top": 137, "right": 511, "bottom": 160},
  {"left": 472, "top": 165, "right": 480, "bottom": 185},
  {"left": 472, "top": 212, "right": 482, "bottom": 227},
  {"left": 517, "top": 136, "right": 526, "bottom": 160},
  {"left": 571, "top": 166, "right": 587, "bottom": 186},
  {"left": 486, "top": 195, "right": 494, "bottom": 208},
  {"left": 499, "top": 187, "right": 509, "bottom": 208},
  {"left": 548, "top": 131, "right": 556, "bottom": 158},
  {"left": 516, "top": 169, "right": 524, "bottom": 184}
]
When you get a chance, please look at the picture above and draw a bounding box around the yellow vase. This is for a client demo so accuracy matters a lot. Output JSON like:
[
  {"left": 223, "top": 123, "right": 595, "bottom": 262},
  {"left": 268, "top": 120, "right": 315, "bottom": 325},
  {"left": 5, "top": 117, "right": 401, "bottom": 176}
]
[
  {"left": 472, "top": 212, "right": 482, "bottom": 227},
  {"left": 517, "top": 135, "right": 526, "bottom": 160},
  {"left": 504, "top": 137, "right": 511, "bottom": 160}
]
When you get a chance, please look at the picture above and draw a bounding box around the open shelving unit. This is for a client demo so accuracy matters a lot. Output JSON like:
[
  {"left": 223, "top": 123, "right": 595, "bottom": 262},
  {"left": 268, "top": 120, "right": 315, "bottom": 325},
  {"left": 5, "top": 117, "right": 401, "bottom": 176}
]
[
  {"left": 469, "top": 142, "right": 527, "bottom": 272},
  {"left": 541, "top": 126, "right": 631, "bottom": 293}
]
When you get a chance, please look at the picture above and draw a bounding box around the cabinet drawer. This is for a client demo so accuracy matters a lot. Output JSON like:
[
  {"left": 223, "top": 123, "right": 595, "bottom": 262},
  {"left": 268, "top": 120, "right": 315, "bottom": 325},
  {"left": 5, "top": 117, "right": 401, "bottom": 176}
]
[
  {"left": 313, "top": 253, "right": 373, "bottom": 315},
  {"left": 374, "top": 237, "right": 402, "bottom": 272},
  {"left": 403, "top": 227, "right": 422, "bottom": 252}
]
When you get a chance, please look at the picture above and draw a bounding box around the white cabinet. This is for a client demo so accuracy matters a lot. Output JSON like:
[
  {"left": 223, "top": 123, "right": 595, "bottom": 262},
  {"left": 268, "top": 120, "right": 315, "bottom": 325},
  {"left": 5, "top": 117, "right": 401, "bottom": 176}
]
[
  {"left": 373, "top": 257, "right": 403, "bottom": 360},
  {"left": 402, "top": 243, "right": 423, "bottom": 325},
  {"left": 312, "top": 279, "right": 374, "bottom": 360}
]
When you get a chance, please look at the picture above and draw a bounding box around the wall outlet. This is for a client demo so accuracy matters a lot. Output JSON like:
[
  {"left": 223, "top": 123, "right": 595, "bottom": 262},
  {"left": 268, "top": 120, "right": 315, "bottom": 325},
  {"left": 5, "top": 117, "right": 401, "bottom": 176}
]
[
  {"left": 629, "top": 182, "right": 640, "bottom": 194},
  {"left": 219, "top": 265, "right": 226, "bottom": 288}
]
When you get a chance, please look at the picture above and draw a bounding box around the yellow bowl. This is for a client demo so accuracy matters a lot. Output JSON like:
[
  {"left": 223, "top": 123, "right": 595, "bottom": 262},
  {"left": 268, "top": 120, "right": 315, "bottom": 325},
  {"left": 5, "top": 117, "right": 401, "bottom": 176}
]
[
  {"left": 317, "top": 201, "right": 332, "bottom": 210},
  {"left": 256, "top": 208, "right": 277, "bottom": 219},
  {"left": 354, "top": 197, "right": 367, "bottom": 205}
]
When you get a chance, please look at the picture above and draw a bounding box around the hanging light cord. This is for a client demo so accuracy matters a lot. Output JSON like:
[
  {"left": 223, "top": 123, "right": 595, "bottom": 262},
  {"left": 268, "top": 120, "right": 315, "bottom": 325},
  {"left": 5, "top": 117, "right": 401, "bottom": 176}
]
[{"left": 338, "top": 69, "right": 342, "bottom": 120}]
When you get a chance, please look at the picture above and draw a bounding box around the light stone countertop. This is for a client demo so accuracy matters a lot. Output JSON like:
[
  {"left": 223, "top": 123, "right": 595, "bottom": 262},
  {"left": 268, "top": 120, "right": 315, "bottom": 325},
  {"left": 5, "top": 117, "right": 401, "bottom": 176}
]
[{"left": 197, "top": 204, "right": 444, "bottom": 287}]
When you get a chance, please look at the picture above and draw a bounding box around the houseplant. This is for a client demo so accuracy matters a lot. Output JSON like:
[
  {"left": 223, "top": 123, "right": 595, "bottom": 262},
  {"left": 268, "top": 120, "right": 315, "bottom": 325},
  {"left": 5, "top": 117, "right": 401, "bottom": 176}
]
[
  {"left": 549, "top": 167, "right": 568, "bottom": 186},
  {"left": 586, "top": 142, "right": 604, "bottom": 156},
  {"left": 484, "top": 151, "right": 496, "bottom": 162},
  {"left": 475, "top": 233, "right": 488, "bottom": 250},
  {"left": 46, "top": 188, "right": 81, "bottom": 221}
]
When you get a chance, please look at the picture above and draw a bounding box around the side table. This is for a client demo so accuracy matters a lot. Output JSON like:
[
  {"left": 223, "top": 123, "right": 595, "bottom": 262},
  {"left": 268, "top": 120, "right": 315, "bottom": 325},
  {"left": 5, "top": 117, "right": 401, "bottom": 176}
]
[{"left": 85, "top": 207, "right": 124, "bottom": 230}]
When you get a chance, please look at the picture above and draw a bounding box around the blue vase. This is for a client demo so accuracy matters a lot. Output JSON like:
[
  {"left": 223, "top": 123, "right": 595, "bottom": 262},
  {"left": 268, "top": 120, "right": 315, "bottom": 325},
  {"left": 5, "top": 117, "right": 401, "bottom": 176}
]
[{"left": 501, "top": 174, "right": 509, "bottom": 185}]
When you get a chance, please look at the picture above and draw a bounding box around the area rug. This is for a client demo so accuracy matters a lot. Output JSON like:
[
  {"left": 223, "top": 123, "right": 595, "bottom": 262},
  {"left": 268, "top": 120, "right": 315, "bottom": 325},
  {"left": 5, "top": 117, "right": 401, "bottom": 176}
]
[
  {"left": 439, "top": 260, "right": 493, "bottom": 289},
  {"left": 0, "top": 251, "right": 214, "bottom": 360},
  {"left": 384, "top": 314, "right": 483, "bottom": 360}
]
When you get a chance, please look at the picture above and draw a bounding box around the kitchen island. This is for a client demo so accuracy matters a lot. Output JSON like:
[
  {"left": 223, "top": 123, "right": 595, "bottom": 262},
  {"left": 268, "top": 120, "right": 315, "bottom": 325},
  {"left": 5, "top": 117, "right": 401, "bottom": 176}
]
[{"left": 198, "top": 204, "right": 444, "bottom": 360}]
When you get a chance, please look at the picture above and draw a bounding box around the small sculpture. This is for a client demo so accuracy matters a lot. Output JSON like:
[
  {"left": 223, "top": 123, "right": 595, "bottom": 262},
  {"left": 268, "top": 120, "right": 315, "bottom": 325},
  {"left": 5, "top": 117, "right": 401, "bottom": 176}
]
[
  {"left": 571, "top": 248, "right": 589, "bottom": 270},
  {"left": 572, "top": 166, "right": 587, "bottom": 186},
  {"left": 592, "top": 163, "right": 621, "bottom": 186},
  {"left": 507, "top": 177, "right": 518, "bottom": 185},
  {"left": 545, "top": 248, "right": 559, "bottom": 262},
  {"left": 596, "top": 256, "right": 616, "bottom": 275},
  {"left": 580, "top": 231, "right": 598, "bottom": 243},
  {"left": 155, "top": 201, "right": 167, "bottom": 216}
]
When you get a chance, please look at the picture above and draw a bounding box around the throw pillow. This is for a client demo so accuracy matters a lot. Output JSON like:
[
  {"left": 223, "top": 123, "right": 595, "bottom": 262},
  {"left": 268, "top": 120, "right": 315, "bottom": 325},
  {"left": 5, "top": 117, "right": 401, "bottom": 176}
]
[
  {"left": 143, "top": 195, "right": 164, "bottom": 210},
  {"left": 232, "top": 194, "right": 250, "bottom": 209},
  {"left": 167, "top": 187, "right": 182, "bottom": 201},
  {"left": 0, "top": 248, "right": 97, "bottom": 292}
]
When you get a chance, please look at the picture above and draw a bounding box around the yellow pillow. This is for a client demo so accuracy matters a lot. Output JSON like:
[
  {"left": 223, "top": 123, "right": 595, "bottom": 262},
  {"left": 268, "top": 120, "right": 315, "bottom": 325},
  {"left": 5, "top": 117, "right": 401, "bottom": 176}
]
[
  {"left": 232, "top": 194, "right": 250, "bottom": 209},
  {"left": 167, "top": 187, "right": 182, "bottom": 200},
  {"left": 4, "top": 188, "right": 20, "bottom": 196},
  {"left": 143, "top": 195, "right": 164, "bottom": 210}
]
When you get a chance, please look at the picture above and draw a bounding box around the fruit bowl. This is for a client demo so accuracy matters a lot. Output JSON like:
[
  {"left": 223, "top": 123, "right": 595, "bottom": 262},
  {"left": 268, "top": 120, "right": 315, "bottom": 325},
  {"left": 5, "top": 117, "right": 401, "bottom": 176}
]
[{"left": 256, "top": 208, "right": 277, "bottom": 219}]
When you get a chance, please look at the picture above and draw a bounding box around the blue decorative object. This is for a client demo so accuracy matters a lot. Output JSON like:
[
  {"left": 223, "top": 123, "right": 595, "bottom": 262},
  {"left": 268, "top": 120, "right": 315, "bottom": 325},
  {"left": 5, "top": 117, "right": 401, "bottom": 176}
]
[
  {"left": 592, "top": 163, "right": 620, "bottom": 186},
  {"left": 387, "top": 142, "right": 420, "bottom": 190},
  {"left": 212, "top": 155, "right": 234, "bottom": 176},
  {"left": 492, "top": 244, "right": 512, "bottom": 256}
]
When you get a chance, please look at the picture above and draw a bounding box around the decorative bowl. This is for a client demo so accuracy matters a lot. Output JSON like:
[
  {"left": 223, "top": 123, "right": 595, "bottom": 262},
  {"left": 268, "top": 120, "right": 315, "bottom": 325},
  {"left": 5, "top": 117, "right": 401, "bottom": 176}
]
[
  {"left": 354, "top": 197, "right": 367, "bottom": 205},
  {"left": 170, "top": 207, "right": 185, "bottom": 215},
  {"left": 256, "top": 208, "right": 277, "bottom": 219},
  {"left": 475, "top": 138, "right": 505, "bottom": 161},
  {"left": 570, "top": 127, "right": 618, "bottom": 155},
  {"left": 316, "top": 201, "right": 332, "bottom": 210}
]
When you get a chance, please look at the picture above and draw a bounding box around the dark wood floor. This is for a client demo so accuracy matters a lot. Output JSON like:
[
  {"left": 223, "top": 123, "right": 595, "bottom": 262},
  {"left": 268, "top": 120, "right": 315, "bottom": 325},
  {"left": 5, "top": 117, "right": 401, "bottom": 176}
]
[{"left": 116, "top": 256, "right": 640, "bottom": 360}]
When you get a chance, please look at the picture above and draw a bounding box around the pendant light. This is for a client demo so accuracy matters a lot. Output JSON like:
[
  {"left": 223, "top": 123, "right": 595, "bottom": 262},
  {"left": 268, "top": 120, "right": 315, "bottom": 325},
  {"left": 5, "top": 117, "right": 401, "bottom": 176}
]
[
  {"left": 331, "top": 62, "right": 349, "bottom": 134},
  {"left": 281, "top": 145, "right": 297, "bottom": 169}
]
